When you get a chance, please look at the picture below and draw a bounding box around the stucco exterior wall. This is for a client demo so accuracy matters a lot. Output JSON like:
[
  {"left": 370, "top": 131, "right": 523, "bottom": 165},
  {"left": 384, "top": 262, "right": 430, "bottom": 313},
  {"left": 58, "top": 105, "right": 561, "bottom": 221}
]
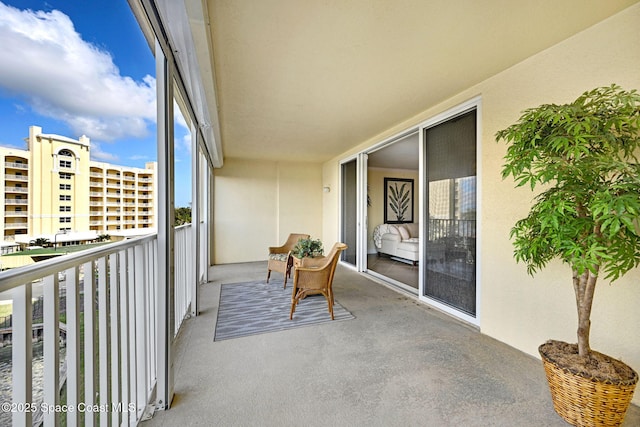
[
  {"left": 322, "top": 4, "right": 640, "bottom": 403},
  {"left": 214, "top": 158, "right": 323, "bottom": 263}
]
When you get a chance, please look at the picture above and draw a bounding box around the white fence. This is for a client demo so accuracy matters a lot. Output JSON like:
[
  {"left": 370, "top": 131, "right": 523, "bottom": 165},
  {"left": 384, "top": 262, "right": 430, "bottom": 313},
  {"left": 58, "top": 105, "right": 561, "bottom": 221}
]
[{"left": 0, "top": 226, "right": 195, "bottom": 426}]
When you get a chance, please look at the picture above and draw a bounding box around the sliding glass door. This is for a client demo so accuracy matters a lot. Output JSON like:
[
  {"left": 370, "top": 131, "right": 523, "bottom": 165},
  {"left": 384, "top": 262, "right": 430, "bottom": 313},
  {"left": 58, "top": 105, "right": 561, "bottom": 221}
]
[
  {"left": 341, "top": 159, "right": 357, "bottom": 266},
  {"left": 423, "top": 109, "right": 477, "bottom": 317}
]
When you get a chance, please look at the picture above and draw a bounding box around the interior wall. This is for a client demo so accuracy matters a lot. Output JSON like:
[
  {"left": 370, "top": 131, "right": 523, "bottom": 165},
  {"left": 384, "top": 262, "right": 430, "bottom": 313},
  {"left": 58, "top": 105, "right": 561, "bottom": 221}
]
[
  {"left": 322, "top": 3, "right": 640, "bottom": 404},
  {"left": 213, "top": 158, "right": 322, "bottom": 263},
  {"left": 367, "top": 167, "right": 419, "bottom": 253}
]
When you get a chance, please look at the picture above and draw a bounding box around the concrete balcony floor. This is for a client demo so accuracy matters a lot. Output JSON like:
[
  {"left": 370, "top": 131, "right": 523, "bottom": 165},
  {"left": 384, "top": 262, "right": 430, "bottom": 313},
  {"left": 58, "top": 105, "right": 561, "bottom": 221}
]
[{"left": 143, "top": 262, "right": 640, "bottom": 427}]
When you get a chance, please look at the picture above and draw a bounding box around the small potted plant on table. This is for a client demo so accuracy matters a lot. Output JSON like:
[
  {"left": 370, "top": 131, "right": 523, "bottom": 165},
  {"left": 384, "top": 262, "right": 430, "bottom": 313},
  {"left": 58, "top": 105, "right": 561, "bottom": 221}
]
[
  {"left": 496, "top": 84, "right": 639, "bottom": 427},
  {"left": 291, "top": 237, "right": 324, "bottom": 267}
]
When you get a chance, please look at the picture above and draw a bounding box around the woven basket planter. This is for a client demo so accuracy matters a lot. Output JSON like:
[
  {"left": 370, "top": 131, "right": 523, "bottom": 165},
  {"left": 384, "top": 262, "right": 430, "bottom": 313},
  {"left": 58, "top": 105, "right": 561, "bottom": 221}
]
[{"left": 539, "top": 342, "right": 638, "bottom": 427}]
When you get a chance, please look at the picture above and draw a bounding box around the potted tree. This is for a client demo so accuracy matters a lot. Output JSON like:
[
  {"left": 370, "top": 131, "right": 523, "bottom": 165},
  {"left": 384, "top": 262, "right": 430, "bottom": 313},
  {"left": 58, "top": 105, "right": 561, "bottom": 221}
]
[{"left": 496, "top": 84, "right": 639, "bottom": 426}]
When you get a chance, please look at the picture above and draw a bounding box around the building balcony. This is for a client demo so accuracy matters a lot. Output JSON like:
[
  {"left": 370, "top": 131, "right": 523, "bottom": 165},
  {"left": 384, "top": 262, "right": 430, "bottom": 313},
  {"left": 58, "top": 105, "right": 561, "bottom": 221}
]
[
  {"left": 4, "top": 211, "right": 27, "bottom": 217},
  {"left": 5, "top": 186, "right": 28, "bottom": 193},
  {"left": 4, "top": 174, "right": 28, "bottom": 181},
  {"left": 90, "top": 191, "right": 103, "bottom": 197},
  {"left": 4, "top": 222, "right": 28, "bottom": 229},
  {"left": 140, "top": 261, "right": 640, "bottom": 426},
  {"left": 2, "top": 226, "right": 638, "bottom": 426},
  {"left": 4, "top": 199, "right": 28, "bottom": 205},
  {"left": 4, "top": 161, "right": 28, "bottom": 170}
]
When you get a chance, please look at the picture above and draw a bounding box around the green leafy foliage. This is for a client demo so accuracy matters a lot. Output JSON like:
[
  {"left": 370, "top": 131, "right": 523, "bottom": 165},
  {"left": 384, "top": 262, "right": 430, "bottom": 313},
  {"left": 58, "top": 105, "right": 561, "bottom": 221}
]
[
  {"left": 175, "top": 206, "right": 192, "bottom": 226},
  {"left": 496, "top": 85, "right": 640, "bottom": 282},
  {"left": 29, "top": 237, "right": 51, "bottom": 247},
  {"left": 292, "top": 238, "right": 324, "bottom": 258}
]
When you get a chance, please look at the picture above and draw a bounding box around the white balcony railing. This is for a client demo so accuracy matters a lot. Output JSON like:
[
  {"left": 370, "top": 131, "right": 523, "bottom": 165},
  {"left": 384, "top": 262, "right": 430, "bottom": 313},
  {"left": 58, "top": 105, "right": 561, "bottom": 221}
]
[
  {"left": 4, "top": 212, "right": 27, "bottom": 217},
  {"left": 4, "top": 222, "right": 28, "bottom": 229},
  {"left": 4, "top": 174, "right": 29, "bottom": 181},
  {"left": 0, "top": 225, "right": 196, "bottom": 426},
  {"left": 4, "top": 199, "right": 28, "bottom": 205},
  {"left": 4, "top": 162, "right": 29, "bottom": 170},
  {"left": 4, "top": 187, "right": 28, "bottom": 193}
]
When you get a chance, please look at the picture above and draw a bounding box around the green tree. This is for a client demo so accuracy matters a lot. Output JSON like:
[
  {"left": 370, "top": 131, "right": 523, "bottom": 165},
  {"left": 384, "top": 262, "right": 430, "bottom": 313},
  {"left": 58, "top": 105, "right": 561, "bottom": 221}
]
[
  {"left": 175, "top": 206, "right": 192, "bottom": 226},
  {"left": 30, "top": 237, "right": 51, "bottom": 247},
  {"left": 496, "top": 84, "right": 640, "bottom": 358}
]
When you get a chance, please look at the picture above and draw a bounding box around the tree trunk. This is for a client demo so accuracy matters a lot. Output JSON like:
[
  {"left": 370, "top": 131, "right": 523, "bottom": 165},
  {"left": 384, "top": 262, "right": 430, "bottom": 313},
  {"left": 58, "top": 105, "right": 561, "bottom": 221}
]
[{"left": 572, "top": 267, "right": 599, "bottom": 358}]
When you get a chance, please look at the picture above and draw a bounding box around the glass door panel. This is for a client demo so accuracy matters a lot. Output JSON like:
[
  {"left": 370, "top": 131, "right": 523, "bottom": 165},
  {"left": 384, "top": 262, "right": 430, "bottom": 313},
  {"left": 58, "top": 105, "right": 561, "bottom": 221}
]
[
  {"left": 424, "top": 110, "right": 477, "bottom": 316},
  {"left": 341, "top": 159, "right": 357, "bottom": 265}
]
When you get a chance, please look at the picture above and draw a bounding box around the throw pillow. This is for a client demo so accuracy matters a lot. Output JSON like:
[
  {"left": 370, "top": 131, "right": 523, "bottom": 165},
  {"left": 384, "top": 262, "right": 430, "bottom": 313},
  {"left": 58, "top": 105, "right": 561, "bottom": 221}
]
[{"left": 397, "top": 225, "right": 410, "bottom": 240}]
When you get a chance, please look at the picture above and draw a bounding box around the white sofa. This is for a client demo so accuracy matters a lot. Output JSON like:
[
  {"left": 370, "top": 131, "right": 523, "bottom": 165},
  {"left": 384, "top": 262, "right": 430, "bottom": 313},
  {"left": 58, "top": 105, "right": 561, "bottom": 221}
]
[{"left": 373, "top": 223, "right": 419, "bottom": 265}]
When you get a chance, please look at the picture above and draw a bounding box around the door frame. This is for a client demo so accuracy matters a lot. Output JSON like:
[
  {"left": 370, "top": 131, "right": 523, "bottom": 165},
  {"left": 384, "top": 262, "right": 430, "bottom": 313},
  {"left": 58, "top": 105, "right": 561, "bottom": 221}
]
[
  {"left": 337, "top": 96, "right": 482, "bottom": 326},
  {"left": 418, "top": 96, "right": 482, "bottom": 326}
]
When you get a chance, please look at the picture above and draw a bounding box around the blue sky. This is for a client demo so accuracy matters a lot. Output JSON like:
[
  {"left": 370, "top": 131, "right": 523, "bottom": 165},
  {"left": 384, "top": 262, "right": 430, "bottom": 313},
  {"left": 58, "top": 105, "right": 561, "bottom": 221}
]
[{"left": 0, "top": 1, "right": 193, "bottom": 207}]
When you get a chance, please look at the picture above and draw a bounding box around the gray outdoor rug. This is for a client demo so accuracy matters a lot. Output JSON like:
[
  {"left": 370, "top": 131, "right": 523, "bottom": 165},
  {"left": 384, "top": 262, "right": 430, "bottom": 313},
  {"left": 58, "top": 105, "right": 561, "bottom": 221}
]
[{"left": 214, "top": 279, "right": 355, "bottom": 341}]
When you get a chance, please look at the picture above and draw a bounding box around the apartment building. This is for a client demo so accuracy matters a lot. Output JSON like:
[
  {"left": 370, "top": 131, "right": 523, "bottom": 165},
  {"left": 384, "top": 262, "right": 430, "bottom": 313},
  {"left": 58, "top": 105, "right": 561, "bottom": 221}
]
[{"left": 0, "top": 125, "right": 156, "bottom": 245}]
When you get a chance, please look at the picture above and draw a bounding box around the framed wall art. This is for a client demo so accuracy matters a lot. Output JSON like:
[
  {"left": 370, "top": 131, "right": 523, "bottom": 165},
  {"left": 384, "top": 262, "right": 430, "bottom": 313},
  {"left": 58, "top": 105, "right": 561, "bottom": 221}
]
[{"left": 384, "top": 178, "right": 414, "bottom": 224}]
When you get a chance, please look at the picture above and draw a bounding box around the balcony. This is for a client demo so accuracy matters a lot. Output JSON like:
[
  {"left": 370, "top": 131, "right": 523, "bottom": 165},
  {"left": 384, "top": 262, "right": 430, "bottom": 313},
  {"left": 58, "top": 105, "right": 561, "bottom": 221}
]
[
  {"left": 2, "top": 229, "right": 639, "bottom": 426},
  {"left": 4, "top": 174, "right": 28, "bottom": 182},
  {"left": 4, "top": 161, "right": 28, "bottom": 170},
  {"left": 4, "top": 222, "right": 28, "bottom": 229},
  {"left": 134, "top": 262, "right": 639, "bottom": 426},
  {"left": 4, "top": 211, "right": 27, "bottom": 217},
  {"left": 4, "top": 199, "right": 28, "bottom": 205},
  {"left": 4, "top": 186, "right": 28, "bottom": 193}
]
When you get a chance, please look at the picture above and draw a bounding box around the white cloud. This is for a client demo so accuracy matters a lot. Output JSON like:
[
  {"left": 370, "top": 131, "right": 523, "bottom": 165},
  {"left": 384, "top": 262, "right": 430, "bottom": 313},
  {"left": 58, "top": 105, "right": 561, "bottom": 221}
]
[
  {"left": 90, "top": 141, "right": 119, "bottom": 162},
  {"left": 0, "top": 3, "right": 156, "bottom": 141}
]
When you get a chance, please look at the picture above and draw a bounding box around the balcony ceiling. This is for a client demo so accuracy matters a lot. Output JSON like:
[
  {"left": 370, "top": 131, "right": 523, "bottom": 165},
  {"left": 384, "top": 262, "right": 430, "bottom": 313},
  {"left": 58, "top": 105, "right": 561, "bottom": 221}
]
[{"left": 205, "top": 0, "right": 638, "bottom": 163}]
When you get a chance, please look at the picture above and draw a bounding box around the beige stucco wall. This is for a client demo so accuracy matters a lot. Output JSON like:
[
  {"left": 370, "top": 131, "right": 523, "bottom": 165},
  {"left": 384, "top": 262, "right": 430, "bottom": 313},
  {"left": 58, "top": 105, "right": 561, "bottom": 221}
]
[
  {"left": 214, "top": 158, "right": 323, "bottom": 263},
  {"left": 322, "top": 4, "right": 640, "bottom": 403}
]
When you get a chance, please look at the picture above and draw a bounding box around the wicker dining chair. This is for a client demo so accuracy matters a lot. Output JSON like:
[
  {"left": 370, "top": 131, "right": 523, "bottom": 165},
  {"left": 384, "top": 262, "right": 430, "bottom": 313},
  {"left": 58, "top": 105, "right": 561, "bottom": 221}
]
[
  {"left": 289, "top": 242, "right": 348, "bottom": 320},
  {"left": 266, "top": 233, "right": 309, "bottom": 288}
]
